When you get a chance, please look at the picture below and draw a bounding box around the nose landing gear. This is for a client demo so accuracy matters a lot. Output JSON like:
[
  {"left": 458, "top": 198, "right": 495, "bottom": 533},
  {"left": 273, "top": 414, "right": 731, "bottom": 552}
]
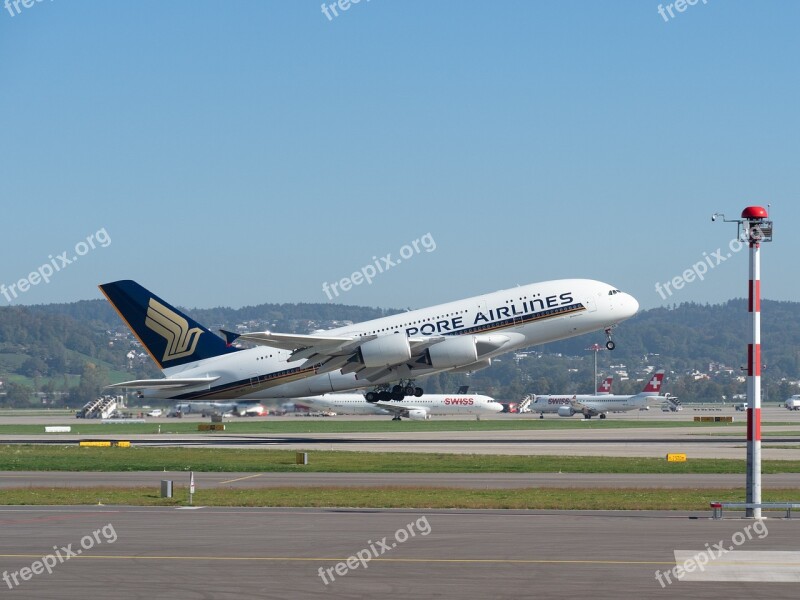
[{"left": 604, "top": 327, "right": 616, "bottom": 351}]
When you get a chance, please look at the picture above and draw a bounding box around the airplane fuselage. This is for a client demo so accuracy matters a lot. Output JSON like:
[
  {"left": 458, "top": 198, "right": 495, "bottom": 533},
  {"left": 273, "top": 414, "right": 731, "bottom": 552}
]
[
  {"left": 297, "top": 393, "right": 503, "bottom": 418},
  {"left": 531, "top": 393, "right": 652, "bottom": 415}
]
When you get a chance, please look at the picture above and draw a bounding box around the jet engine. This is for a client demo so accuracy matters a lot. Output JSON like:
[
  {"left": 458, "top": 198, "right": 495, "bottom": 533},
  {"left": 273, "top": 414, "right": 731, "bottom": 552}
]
[{"left": 359, "top": 334, "right": 412, "bottom": 368}]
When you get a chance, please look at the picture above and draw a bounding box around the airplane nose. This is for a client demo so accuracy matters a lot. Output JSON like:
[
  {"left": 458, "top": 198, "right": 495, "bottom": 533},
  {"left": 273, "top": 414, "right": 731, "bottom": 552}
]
[{"left": 622, "top": 293, "right": 639, "bottom": 318}]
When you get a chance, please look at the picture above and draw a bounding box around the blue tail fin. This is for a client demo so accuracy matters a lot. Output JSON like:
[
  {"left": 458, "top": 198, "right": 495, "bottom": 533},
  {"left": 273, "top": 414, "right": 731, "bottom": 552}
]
[{"left": 99, "top": 280, "right": 240, "bottom": 370}]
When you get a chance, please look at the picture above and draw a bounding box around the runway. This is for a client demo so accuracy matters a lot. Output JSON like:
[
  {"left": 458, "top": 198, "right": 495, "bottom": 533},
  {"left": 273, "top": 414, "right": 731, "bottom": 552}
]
[
  {"left": 0, "top": 505, "right": 798, "bottom": 599},
  {"left": 3, "top": 471, "right": 800, "bottom": 490}
]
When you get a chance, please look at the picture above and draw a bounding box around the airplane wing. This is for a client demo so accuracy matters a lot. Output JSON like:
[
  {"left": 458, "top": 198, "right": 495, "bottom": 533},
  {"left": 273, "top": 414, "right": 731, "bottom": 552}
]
[
  {"left": 220, "top": 329, "right": 447, "bottom": 379},
  {"left": 374, "top": 401, "right": 431, "bottom": 420},
  {"left": 106, "top": 376, "right": 220, "bottom": 390}
]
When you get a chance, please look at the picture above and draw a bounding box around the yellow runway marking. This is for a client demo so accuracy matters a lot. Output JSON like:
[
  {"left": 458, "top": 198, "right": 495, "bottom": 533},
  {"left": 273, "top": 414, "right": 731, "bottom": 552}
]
[
  {"left": 0, "top": 554, "right": 675, "bottom": 566},
  {"left": 218, "top": 473, "right": 265, "bottom": 485}
]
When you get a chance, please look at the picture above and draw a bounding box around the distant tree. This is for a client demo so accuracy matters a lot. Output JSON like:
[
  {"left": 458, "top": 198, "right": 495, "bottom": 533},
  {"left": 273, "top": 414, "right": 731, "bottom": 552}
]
[
  {"left": 20, "top": 356, "right": 48, "bottom": 378},
  {"left": 3, "top": 382, "right": 34, "bottom": 407},
  {"left": 68, "top": 362, "right": 108, "bottom": 405}
]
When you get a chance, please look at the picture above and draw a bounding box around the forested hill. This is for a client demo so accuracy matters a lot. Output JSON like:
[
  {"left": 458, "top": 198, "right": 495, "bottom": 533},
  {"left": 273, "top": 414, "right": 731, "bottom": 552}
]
[{"left": 548, "top": 299, "right": 800, "bottom": 377}]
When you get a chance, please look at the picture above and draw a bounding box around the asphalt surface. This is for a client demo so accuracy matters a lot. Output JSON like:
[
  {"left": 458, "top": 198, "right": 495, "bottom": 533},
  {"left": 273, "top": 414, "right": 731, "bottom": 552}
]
[
  {"left": 3, "top": 471, "right": 800, "bottom": 490},
  {"left": 0, "top": 506, "right": 798, "bottom": 599}
]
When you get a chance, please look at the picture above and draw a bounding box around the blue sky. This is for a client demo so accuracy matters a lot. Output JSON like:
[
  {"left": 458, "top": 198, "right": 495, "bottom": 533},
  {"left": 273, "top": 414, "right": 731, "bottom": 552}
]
[{"left": 1, "top": 1, "right": 798, "bottom": 311}]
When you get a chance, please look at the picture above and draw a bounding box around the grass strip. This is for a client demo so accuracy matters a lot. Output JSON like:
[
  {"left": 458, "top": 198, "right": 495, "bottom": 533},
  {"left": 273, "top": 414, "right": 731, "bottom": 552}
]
[
  {"left": 2, "top": 486, "right": 798, "bottom": 510},
  {"left": 2, "top": 446, "right": 800, "bottom": 473}
]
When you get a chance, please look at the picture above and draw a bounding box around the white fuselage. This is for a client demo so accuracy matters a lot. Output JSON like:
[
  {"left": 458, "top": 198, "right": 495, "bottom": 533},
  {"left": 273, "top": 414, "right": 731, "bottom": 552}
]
[
  {"left": 296, "top": 393, "right": 504, "bottom": 417},
  {"left": 144, "top": 279, "right": 637, "bottom": 401},
  {"left": 531, "top": 393, "right": 652, "bottom": 415}
]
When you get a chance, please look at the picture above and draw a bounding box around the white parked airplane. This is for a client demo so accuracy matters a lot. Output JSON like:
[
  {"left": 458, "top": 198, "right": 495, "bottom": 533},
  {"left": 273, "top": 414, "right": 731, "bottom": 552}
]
[
  {"left": 99, "top": 279, "right": 638, "bottom": 402},
  {"left": 294, "top": 392, "right": 503, "bottom": 420},
  {"left": 530, "top": 370, "right": 672, "bottom": 419},
  {"left": 168, "top": 401, "right": 268, "bottom": 417}
]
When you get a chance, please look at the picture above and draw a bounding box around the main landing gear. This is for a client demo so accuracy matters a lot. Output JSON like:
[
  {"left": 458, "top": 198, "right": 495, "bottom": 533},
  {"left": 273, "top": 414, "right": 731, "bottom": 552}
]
[
  {"left": 604, "top": 327, "right": 616, "bottom": 351},
  {"left": 365, "top": 380, "right": 424, "bottom": 403}
]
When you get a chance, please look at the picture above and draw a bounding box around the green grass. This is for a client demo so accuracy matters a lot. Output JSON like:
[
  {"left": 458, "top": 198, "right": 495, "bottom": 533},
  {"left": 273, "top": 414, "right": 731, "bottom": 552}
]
[
  {"left": 2, "top": 446, "right": 800, "bottom": 473},
  {"left": 764, "top": 445, "right": 800, "bottom": 449},
  {"left": 1, "top": 486, "right": 798, "bottom": 510},
  {"left": 695, "top": 429, "right": 800, "bottom": 437},
  {"left": 0, "top": 418, "right": 760, "bottom": 435}
]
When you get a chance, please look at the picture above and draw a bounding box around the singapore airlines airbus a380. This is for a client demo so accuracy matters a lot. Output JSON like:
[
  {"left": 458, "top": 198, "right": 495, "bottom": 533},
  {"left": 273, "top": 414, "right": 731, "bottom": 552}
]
[{"left": 99, "top": 279, "right": 638, "bottom": 402}]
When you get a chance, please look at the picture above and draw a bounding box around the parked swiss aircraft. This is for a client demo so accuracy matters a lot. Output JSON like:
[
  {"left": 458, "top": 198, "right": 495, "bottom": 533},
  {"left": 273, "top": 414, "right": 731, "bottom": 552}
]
[
  {"left": 530, "top": 370, "right": 672, "bottom": 419},
  {"left": 167, "top": 401, "right": 268, "bottom": 417},
  {"left": 99, "top": 279, "right": 638, "bottom": 402},
  {"left": 295, "top": 392, "right": 503, "bottom": 420}
]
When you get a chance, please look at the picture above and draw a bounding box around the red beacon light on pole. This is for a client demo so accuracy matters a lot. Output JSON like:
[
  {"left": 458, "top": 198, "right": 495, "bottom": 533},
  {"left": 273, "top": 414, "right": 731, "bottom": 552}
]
[
  {"left": 714, "top": 206, "right": 773, "bottom": 242},
  {"left": 741, "top": 206, "right": 773, "bottom": 242}
]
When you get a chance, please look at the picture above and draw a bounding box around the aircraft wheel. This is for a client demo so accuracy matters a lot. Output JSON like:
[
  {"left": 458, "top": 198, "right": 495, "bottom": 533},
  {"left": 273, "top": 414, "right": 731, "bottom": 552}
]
[
  {"left": 599, "top": 414, "right": 606, "bottom": 419},
  {"left": 404, "top": 386, "right": 415, "bottom": 396},
  {"left": 606, "top": 340, "right": 616, "bottom": 351},
  {"left": 366, "top": 392, "right": 377, "bottom": 403},
  {"left": 392, "top": 385, "right": 403, "bottom": 394},
  {"left": 414, "top": 387, "right": 424, "bottom": 397}
]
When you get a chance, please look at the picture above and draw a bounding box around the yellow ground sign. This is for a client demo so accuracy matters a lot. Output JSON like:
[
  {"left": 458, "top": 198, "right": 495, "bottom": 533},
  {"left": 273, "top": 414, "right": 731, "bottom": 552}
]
[
  {"left": 198, "top": 424, "right": 226, "bottom": 431},
  {"left": 666, "top": 453, "right": 687, "bottom": 462},
  {"left": 78, "top": 440, "right": 130, "bottom": 447}
]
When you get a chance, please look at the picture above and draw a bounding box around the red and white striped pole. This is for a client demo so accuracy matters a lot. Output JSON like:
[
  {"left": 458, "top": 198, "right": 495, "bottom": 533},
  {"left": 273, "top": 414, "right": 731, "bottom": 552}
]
[
  {"left": 714, "top": 206, "right": 771, "bottom": 519},
  {"left": 745, "top": 211, "right": 763, "bottom": 519}
]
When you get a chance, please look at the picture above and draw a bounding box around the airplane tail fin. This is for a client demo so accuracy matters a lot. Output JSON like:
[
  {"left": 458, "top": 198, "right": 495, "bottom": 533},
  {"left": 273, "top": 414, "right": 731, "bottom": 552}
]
[
  {"left": 640, "top": 370, "right": 665, "bottom": 394},
  {"left": 99, "top": 280, "right": 240, "bottom": 371},
  {"left": 457, "top": 385, "right": 470, "bottom": 394},
  {"left": 596, "top": 377, "right": 613, "bottom": 394}
]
